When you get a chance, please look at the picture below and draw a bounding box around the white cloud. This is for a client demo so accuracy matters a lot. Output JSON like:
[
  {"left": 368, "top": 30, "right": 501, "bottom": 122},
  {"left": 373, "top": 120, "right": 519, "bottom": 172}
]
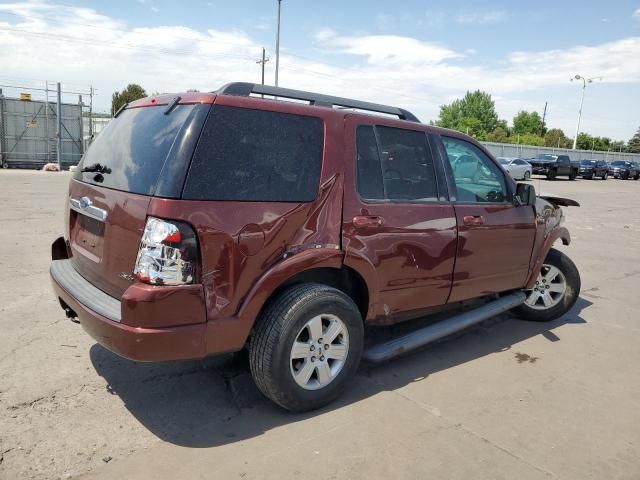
[
  {"left": 313, "top": 30, "right": 462, "bottom": 65},
  {"left": 455, "top": 11, "right": 508, "bottom": 25},
  {"left": 633, "top": 8, "right": 640, "bottom": 19},
  {"left": 0, "top": 2, "right": 637, "bottom": 139}
]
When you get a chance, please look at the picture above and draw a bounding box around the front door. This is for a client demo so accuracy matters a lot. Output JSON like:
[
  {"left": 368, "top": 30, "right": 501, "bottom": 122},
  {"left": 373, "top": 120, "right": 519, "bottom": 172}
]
[
  {"left": 437, "top": 135, "right": 536, "bottom": 302},
  {"left": 342, "top": 117, "right": 457, "bottom": 320}
]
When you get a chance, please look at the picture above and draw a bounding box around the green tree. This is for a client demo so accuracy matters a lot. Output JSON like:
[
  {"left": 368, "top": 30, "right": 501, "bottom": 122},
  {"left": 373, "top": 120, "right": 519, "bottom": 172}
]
[
  {"left": 436, "top": 90, "right": 501, "bottom": 139},
  {"left": 512, "top": 111, "right": 545, "bottom": 136},
  {"left": 576, "top": 133, "right": 612, "bottom": 151},
  {"left": 111, "top": 84, "right": 148, "bottom": 116},
  {"left": 518, "top": 133, "right": 545, "bottom": 146},
  {"left": 628, "top": 127, "right": 640, "bottom": 153},
  {"left": 486, "top": 126, "right": 509, "bottom": 143},
  {"left": 610, "top": 140, "right": 627, "bottom": 153},
  {"left": 544, "top": 128, "right": 572, "bottom": 148}
]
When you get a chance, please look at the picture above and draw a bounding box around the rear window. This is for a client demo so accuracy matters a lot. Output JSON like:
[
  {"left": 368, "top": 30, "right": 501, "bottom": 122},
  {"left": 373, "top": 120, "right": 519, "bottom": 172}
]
[
  {"left": 183, "top": 106, "right": 324, "bottom": 202},
  {"left": 74, "top": 104, "right": 199, "bottom": 195}
]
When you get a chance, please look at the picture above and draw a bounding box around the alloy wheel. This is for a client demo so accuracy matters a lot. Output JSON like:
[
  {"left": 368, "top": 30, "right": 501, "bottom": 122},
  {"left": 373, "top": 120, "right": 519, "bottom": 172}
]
[
  {"left": 525, "top": 264, "right": 567, "bottom": 310},
  {"left": 290, "top": 314, "right": 349, "bottom": 390}
]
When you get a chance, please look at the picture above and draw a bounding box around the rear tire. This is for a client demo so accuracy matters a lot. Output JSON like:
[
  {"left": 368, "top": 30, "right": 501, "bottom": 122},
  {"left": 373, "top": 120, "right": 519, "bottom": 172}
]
[
  {"left": 513, "top": 249, "right": 581, "bottom": 323},
  {"left": 569, "top": 170, "right": 577, "bottom": 181},
  {"left": 249, "top": 283, "right": 363, "bottom": 412},
  {"left": 621, "top": 171, "right": 629, "bottom": 180}
]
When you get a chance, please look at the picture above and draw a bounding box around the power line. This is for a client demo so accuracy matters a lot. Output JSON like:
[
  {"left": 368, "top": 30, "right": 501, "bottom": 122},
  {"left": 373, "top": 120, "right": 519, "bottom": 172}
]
[{"left": 0, "top": 26, "right": 260, "bottom": 61}]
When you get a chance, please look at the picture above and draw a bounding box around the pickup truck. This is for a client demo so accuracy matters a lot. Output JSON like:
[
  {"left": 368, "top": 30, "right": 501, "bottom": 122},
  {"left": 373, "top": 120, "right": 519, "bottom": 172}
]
[{"left": 528, "top": 154, "right": 579, "bottom": 180}]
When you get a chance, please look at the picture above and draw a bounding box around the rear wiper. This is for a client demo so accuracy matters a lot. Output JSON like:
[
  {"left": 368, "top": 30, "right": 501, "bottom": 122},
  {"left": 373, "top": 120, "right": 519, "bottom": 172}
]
[{"left": 81, "top": 163, "right": 111, "bottom": 174}]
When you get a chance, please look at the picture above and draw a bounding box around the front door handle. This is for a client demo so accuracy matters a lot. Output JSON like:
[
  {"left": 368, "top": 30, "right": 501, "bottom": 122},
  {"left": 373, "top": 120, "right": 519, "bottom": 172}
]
[
  {"left": 463, "top": 215, "right": 485, "bottom": 226},
  {"left": 353, "top": 215, "right": 384, "bottom": 228}
]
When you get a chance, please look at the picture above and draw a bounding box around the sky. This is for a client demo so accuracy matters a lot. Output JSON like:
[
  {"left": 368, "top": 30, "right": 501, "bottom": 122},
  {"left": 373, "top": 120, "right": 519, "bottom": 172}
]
[{"left": 0, "top": 0, "right": 639, "bottom": 141}]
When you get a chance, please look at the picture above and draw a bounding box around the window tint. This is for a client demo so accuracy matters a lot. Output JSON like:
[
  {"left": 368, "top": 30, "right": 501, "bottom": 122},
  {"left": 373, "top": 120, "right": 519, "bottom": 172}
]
[
  {"left": 356, "top": 126, "right": 438, "bottom": 201},
  {"left": 74, "top": 104, "right": 200, "bottom": 195},
  {"left": 377, "top": 127, "right": 437, "bottom": 200},
  {"left": 442, "top": 137, "right": 509, "bottom": 203},
  {"left": 183, "top": 106, "right": 323, "bottom": 202},
  {"left": 356, "top": 126, "right": 384, "bottom": 200}
]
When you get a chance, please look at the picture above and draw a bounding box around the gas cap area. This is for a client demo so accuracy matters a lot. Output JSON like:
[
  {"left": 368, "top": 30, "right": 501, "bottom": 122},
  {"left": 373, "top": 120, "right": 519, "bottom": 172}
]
[{"left": 237, "top": 223, "right": 265, "bottom": 256}]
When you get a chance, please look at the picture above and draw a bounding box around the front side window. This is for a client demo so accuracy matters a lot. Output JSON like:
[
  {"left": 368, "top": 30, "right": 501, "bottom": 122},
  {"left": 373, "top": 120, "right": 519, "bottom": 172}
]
[
  {"left": 356, "top": 125, "right": 438, "bottom": 201},
  {"left": 442, "top": 137, "right": 509, "bottom": 203},
  {"left": 183, "top": 106, "right": 324, "bottom": 202}
]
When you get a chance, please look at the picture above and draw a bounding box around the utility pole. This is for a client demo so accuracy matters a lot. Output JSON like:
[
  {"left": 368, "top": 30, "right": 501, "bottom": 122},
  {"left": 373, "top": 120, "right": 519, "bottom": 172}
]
[
  {"left": 256, "top": 48, "right": 270, "bottom": 85},
  {"left": 89, "top": 85, "right": 94, "bottom": 137},
  {"left": 56, "top": 82, "right": 62, "bottom": 169},
  {"left": 79, "top": 94, "right": 84, "bottom": 155},
  {"left": 540, "top": 101, "right": 547, "bottom": 136},
  {"left": 275, "top": 0, "right": 282, "bottom": 87},
  {"left": 45, "top": 80, "right": 50, "bottom": 163}
]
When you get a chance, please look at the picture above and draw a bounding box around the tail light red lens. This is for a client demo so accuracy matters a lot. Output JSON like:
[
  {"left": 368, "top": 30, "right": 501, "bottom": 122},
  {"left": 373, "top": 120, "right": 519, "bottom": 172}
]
[{"left": 133, "top": 217, "right": 198, "bottom": 285}]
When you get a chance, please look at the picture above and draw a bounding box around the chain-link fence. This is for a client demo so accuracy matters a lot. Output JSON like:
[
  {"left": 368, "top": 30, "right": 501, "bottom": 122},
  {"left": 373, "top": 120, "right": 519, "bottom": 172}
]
[
  {"left": 0, "top": 89, "right": 84, "bottom": 169},
  {"left": 481, "top": 141, "right": 640, "bottom": 163}
]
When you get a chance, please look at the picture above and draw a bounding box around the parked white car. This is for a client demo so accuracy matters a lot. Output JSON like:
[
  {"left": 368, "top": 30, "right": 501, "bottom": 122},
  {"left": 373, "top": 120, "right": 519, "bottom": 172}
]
[{"left": 497, "top": 157, "right": 532, "bottom": 181}]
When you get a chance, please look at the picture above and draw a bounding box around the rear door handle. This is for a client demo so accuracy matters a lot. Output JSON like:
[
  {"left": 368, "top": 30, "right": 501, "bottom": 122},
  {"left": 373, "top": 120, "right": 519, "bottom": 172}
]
[
  {"left": 463, "top": 215, "right": 485, "bottom": 226},
  {"left": 353, "top": 215, "right": 384, "bottom": 228}
]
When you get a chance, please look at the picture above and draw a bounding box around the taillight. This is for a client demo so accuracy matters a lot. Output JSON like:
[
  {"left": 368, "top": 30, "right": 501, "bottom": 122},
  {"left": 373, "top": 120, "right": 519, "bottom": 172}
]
[{"left": 133, "top": 217, "right": 198, "bottom": 285}]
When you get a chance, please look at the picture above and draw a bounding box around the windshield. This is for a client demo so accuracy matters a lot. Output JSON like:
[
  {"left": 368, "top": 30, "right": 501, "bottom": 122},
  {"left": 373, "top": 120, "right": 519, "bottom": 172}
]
[
  {"left": 498, "top": 158, "right": 510, "bottom": 165},
  {"left": 74, "top": 104, "right": 200, "bottom": 195},
  {"left": 580, "top": 160, "right": 596, "bottom": 165}
]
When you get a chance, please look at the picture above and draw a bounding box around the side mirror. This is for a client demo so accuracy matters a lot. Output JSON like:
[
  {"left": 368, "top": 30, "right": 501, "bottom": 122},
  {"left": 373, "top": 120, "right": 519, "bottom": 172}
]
[{"left": 514, "top": 183, "right": 536, "bottom": 207}]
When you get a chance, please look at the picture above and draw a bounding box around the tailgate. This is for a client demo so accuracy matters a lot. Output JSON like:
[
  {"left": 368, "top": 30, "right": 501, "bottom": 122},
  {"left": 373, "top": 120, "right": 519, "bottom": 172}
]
[{"left": 68, "top": 179, "right": 150, "bottom": 298}]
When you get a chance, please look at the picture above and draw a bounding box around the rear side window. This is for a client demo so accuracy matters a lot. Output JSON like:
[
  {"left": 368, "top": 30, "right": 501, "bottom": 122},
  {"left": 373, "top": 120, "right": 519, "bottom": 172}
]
[
  {"left": 183, "top": 106, "right": 324, "bottom": 202},
  {"left": 356, "top": 125, "right": 438, "bottom": 201},
  {"left": 74, "top": 104, "right": 199, "bottom": 195}
]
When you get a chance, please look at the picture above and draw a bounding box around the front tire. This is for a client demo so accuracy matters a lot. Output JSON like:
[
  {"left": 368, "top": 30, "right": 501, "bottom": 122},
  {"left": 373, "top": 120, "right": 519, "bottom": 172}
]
[
  {"left": 547, "top": 169, "right": 556, "bottom": 180},
  {"left": 513, "top": 249, "right": 581, "bottom": 322},
  {"left": 569, "top": 170, "right": 577, "bottom": 180},
  {"left": 524, "top": 171, "right": 531, "bottom": 181},
  {"left": 602, "top": 172, "right": 608, "bottom": 180},
  {"left": 249, "top": 283, "right": 364, "bottom": 412}
]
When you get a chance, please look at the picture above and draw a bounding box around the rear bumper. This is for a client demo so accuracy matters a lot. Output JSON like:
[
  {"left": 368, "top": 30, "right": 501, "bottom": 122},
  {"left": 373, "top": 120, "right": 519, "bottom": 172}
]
[{"left": 50, "top": 259, "right": 207, "bottom": 361}]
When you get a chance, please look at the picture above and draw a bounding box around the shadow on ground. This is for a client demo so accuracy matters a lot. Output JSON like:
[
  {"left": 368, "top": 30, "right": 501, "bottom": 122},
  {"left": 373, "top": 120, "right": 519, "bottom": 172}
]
[{"left": 90, "top": 296, "right": 591, "bottom": 449}]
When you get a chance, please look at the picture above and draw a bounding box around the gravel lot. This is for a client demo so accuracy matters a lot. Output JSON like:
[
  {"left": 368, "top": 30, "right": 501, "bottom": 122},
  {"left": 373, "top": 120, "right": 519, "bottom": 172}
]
[{"left": 1, "top": 170, "right": 639, "bottom": 480}]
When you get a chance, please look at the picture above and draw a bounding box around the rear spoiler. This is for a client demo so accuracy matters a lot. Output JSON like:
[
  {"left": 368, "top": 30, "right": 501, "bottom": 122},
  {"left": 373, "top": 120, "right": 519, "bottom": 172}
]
[{"left": 538, "top": 195, "right": 580, "bottom": 207}]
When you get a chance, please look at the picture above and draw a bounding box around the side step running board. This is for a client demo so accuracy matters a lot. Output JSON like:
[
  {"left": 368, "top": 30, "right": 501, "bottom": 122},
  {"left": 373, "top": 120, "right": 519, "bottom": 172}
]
[{"left": 362, "top": 292, "right": 526, "bottom": 363}]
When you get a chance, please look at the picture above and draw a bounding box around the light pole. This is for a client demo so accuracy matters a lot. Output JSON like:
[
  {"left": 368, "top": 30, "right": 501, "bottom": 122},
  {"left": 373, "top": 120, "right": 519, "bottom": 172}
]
[
  {"left": 275, "top": 0, "right": 282, "bottom": 87},
  {"left": 570, "top": 74, "right": 599, "bottom": 150}
]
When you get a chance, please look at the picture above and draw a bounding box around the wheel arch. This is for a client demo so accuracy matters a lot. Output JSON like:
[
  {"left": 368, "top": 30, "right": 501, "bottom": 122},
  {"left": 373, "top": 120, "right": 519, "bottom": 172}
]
[
  {"left": 206, "top": 248, "right": 374, "bottom": 355},
  {"left": 525, "top": 227, "right": 571, "bottom": 289}
]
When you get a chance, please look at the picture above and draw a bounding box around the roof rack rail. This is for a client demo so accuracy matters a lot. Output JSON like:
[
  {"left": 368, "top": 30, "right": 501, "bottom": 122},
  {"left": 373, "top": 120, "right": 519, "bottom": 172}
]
[{"left": 216, "top": 82, "right": 420, "bottom": 123}]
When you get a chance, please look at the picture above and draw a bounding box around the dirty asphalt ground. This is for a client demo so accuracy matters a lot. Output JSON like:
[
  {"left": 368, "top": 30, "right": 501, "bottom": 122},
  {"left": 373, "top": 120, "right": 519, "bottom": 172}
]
[{"left": 0, "top": 170, "right": 639, "bottom": 480}]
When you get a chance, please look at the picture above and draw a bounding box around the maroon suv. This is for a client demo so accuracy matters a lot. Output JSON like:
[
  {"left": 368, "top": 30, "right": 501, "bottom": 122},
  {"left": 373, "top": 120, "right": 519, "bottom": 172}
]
[{"left": 50, "top": 82, "right": 581, "bottom": 411}]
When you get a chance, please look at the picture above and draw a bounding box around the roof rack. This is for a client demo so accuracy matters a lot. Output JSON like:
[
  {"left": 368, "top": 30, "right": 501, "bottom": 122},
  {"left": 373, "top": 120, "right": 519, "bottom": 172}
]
[{"left": 216, "top": 82, "right": 420, "bottom": 123}]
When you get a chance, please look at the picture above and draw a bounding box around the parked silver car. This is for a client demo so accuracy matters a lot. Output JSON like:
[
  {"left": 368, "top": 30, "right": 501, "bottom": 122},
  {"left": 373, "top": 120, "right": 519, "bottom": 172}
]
[{"left": 497, "top": 157, "right": 532, "bottom": 180}]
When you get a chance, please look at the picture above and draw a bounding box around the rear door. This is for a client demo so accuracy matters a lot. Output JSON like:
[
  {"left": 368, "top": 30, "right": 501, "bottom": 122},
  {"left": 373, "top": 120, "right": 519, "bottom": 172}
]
[
  {"left": 342, "top": 116, "right": 457, "bottom": 318},
  {"left": 68, "top": 102, "right": 208, "bottom": 298},
  {"left": 436, "top": 135, "right": 536, "bottom": 302}
]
